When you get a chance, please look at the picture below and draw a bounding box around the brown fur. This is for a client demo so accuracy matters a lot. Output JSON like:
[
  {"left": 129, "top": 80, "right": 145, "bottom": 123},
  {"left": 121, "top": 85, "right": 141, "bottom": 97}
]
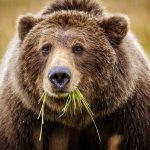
[{"left": 0, "top": 0, "right": 150, "bottom": 150}]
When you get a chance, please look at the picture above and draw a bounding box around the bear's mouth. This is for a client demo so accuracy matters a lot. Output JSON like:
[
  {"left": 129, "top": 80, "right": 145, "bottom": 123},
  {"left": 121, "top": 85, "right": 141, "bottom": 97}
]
[{"left": 45, "top": 89, "right": 70, "bottom": 99}]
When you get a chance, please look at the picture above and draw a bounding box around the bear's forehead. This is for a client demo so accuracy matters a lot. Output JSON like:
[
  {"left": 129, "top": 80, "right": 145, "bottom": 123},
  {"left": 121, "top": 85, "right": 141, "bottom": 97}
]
[
  {"left": 40, "top": 11, "right": 101, "bottom": 30},
  {"left": 25, "top": 11, "right": 105, "bottom": 47},
  {"left": 39, "top": 28, "right": 87, "bottom": 46}
]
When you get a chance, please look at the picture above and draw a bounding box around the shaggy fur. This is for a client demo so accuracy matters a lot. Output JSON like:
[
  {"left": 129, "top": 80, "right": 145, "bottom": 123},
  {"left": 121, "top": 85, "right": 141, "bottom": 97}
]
[{"left": 0, "top": 0, "right": 149, "bottom": 150}]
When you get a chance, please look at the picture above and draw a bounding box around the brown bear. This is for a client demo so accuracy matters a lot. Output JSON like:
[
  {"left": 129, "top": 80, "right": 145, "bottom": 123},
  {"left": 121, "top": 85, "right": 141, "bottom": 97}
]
[{"left": 0, "top": 0, "right": 150, "bottom": 149}]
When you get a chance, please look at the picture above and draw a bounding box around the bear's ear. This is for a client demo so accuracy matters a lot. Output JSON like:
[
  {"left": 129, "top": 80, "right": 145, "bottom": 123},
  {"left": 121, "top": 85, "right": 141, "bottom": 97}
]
[
  {"left": 17, "top": 14, "right": 39, "bottom": 41},
  {"left": 100, "top": 15, "right": 129, "bottom": 45}
]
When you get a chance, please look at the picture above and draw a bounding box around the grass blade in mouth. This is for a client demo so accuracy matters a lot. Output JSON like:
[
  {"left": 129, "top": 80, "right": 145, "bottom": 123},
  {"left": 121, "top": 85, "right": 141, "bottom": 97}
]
[
  {"left": 58, "top": 95, "right": 72, "bottom": 118},
  {"left": 79, "top": 95, "right": 101, "bottom": 142},
  {"left": 38, "top": 88, "right": 101, "bottom": 142},
  {"left": 37, "top": 92, "right": 48, "bottom": 141},
  {"left": 72, "top": 92, "right": 77, "bottom": 113},
  {"left": 59, "top": 88, "right": 101, "bottom": 142}
]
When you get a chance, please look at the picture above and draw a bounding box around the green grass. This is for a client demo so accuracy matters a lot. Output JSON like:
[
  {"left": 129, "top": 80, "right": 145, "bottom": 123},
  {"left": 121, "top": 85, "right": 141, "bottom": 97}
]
[
  {"left": 38, "top": 88, "right": 101, "bottom": 142},
  {"left": 59, "top": 88, "right": 101, "bottom": 142},
  {"left": 37, "top": 92, "right": 48, "bottom": 141}
]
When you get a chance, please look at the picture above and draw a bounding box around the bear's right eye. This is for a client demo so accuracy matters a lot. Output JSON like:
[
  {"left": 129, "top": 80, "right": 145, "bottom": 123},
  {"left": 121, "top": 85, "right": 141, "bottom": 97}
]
[{"left": 41, "top": 44, "right": 52, "bottom": 56}]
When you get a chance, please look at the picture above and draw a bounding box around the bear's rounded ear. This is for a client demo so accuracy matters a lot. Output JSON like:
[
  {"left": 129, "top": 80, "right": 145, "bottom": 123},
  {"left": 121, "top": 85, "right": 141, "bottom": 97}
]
[
  {"left": 17, "top": 14, "right": 39, "bottom": 41},
  {"left": 100, "top": 15, "right": 129, "bottom": 45}
]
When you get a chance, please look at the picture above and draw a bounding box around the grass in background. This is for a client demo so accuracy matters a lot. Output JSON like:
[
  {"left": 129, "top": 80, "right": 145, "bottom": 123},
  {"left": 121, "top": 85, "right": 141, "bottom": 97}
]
[{"left": 0, "top": 0, "right": 150, "bottom": 58}]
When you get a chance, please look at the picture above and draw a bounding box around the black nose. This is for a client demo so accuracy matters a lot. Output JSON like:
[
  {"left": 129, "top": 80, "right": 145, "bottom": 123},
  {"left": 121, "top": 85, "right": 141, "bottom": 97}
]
[{"left": 48, "top": 67, "right": 71, "bottom": 91}]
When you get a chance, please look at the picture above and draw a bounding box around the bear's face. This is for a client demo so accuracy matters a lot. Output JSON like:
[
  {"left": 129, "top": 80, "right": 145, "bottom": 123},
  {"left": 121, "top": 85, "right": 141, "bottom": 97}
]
[{"left": 17, "top": 11, "right": 128, "bottom": 126}]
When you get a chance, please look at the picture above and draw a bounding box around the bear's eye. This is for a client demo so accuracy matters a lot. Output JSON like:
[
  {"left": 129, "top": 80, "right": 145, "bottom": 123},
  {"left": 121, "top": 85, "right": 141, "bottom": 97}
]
[
  {"left": 41, "top": 44, "right": 52, "bottom": 56},
  {"left": 72, "top": 44, "right": 84, "bottom": 55}
]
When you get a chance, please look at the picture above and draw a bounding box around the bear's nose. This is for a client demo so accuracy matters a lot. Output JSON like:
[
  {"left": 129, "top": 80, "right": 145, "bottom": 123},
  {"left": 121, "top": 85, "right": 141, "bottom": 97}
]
[{"left": 48, "top": 67, "right": 71, "bottom": 91}]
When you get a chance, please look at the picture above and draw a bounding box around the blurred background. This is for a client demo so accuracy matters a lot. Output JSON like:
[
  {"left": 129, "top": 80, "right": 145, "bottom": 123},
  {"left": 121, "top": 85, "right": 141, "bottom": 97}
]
[{"left": 0, "top": 0, "right": 150, "bottom": 59}]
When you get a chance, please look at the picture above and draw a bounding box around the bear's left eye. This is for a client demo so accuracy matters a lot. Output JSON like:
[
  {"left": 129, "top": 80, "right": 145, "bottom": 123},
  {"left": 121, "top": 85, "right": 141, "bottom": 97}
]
[
  {"left": 72, "top": 44, "right": 84, "bottom": 55},
  {"left": 41, "top": 44, "right": 52, "bottom": 56}
]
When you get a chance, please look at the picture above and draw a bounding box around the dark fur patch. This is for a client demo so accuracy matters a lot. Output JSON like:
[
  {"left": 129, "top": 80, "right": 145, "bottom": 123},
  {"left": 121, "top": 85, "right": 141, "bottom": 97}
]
[
  {"left": 17, "top": 15, "right": 39, "bottom": 41},
  {"left": 100, "top": 16, "right": 128, "bottom": 46}
]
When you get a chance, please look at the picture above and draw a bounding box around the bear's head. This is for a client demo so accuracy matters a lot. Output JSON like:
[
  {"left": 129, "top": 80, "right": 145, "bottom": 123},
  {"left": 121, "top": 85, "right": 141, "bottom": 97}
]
[{"left": 15, "top": 7, "right": 132, "bottom": 127}]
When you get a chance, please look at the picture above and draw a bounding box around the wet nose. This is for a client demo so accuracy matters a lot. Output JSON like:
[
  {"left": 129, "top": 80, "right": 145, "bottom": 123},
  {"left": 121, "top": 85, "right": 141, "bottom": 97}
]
[{"left": 48, "top": 67, "right": 71, "bottom": 90}]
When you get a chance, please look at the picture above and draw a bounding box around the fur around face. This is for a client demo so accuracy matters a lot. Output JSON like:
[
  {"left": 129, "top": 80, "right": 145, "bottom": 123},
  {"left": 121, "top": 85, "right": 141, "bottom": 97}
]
[{"left": 0, "top": 0, "right": 149, "bottom": 150}]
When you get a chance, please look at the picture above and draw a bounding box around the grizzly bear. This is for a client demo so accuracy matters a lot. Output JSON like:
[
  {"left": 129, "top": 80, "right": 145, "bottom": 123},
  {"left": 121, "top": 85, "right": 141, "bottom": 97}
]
[{"left": 0, "top": 0, "right": 149, "bottom": 149}]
